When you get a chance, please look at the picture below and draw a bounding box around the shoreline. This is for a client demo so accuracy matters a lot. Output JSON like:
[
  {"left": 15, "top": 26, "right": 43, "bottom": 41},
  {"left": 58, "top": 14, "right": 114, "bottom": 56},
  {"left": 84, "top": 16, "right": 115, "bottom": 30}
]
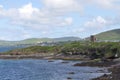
[
  {"left": 0, "top": 54, "right": 90, "bottom": 60},
  {"left": 73, "top": 58, "right": 120, "bottom": 80},
  {"left": 92, "top": 64, "right": 120, "bottom": 80},
  {"left": 0, "top": 54, "right": 120, "bottom": 80},
  {"left": 0, "top": 56, "right": 109, "bottom": 80},
  {"left": 0, "top": 55, "right": 48, "bottom": 59}
]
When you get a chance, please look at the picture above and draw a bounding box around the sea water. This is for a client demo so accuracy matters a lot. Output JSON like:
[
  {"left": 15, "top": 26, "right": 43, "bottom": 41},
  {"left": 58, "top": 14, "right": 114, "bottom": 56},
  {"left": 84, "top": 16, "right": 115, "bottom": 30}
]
[
  {"left": 0, "top": 46, "right": 26, "bottom": 52},
  {"left": 0, "top": 59, "right": 107, "bottom": 80}
]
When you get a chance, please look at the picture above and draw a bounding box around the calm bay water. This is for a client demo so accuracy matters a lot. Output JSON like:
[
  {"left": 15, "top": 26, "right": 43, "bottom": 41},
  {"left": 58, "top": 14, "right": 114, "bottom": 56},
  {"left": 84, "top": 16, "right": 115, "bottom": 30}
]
[
  {"left": 0, "top": 46, "right": 107, "bottom": 80},
  {"left": 0, "top": 46, "right": 26, "bottom": 52},
  {"left": 0, "top": 59, "right": 107, "bottom": 80}
]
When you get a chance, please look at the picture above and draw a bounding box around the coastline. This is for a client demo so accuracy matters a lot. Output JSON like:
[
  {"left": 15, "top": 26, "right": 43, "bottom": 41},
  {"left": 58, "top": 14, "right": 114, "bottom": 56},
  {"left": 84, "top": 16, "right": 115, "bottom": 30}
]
[
  {"left": 0, "top": 58, "right": 108, "bottom": 80},
  {"left": 73, "top": 58, "right": 120, "bottom": 80},
  {"left": 0, "top": 53, "right": 90, "bottom": 60},
  {"left": 0, "top": 54, "right": 49, "bottom": 59},
  {"left": 92, "top": 64, "right": 120, "bottom": 80},
  {"left": 0, "top": 54, "right": 120, "bottom": 80}
]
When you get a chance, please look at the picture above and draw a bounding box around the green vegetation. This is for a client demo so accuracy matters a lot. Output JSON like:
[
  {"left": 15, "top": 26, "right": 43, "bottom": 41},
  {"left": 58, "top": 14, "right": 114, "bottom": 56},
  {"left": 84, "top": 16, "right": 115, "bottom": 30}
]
[
  {"left": 6, "top": 46, "right": 60, "bottom": 55},
  {"left": 19, "top": 38, "right": 53, "bottom": 44},
  {"left": 5, "top": 41, "right": 120, "bottom": 60},
  {"left": 61, "top": 42, "right": 120, "bottom": 59},
  {"left": 95, "top": 29, "right": 120, "bottom": 40},
  {"left": 0, "top": 37, "right": 81, "bottom": 46}
]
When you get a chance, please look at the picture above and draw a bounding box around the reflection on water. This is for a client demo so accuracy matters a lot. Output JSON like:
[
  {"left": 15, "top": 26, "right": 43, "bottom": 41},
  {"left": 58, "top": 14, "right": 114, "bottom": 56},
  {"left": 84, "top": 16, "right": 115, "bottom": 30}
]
[{"left": 0, "top": 59, "right": 107, "bottom": 80}]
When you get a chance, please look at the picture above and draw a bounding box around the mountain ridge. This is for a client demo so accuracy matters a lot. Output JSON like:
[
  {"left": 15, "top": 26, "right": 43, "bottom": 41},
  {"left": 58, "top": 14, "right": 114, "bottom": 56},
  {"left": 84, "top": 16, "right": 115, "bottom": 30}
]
[
  {"left": 0, "top": 37, "right": 81, "bottom": 46},
  {"left": 0, "top": 28, "right": 120, "bottom": 46},
  {"left": 95, "top": 29, "right": 120, "bottom": 41}
]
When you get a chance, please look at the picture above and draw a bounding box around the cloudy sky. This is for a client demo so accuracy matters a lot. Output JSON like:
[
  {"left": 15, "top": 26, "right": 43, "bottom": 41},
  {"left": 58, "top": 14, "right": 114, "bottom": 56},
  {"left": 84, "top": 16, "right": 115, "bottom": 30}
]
[{"left": 0, "top": 0, "right": 120, "bottom": 41}]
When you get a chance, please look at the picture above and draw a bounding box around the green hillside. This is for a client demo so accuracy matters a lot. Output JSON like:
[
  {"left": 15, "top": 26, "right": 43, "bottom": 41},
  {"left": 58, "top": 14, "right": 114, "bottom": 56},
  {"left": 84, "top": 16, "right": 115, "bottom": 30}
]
[
  {"left": 5, "top": 42, "right": 120, "bottom": 59},
  {"left": 20, "top": 37, "right": 81, "bottom": 44},
  {"left": 53, "top": 37, "right": 81, "bottom": 42},
  {"left": 0, "top": 37, "right": 81, "bottom": 46},
  {"left": 95, "top": 29, "right": 120, "bottom": 41},
  {"left": 20, "top": 38, "right": 53, "bottom": 44}
]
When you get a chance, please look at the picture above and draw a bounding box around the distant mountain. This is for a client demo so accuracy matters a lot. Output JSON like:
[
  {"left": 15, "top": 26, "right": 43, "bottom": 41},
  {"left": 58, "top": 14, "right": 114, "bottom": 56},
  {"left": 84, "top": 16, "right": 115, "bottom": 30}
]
[
  {"left": 0, "top": 37, "right": 81, "bottom": 46},
  {"left": 20, "top": 37, "right": 81, "bottom": 43},
  {"left": 0, "top": 40, "right": 15, "bottom": 46},
  {"left": 20, "top": 38, "right": 53, "bottom": 44},
  {"left": 53, "top": 37, "right": 81, "bottom": 42},
  {"left": 95, "top": 29, "right": 120, "bottom": 41}
]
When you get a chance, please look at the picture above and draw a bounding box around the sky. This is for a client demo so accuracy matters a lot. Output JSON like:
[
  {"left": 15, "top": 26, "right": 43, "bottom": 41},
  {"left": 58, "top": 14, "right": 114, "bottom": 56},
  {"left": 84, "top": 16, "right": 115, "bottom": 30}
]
[{"left": 0, "top": 0, "right": 120, "bottom": 41}]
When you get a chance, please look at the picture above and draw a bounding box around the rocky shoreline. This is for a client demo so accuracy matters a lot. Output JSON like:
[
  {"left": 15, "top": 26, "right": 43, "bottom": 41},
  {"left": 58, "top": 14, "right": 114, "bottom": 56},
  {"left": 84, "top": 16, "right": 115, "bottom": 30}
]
[
  {"left": 0, "top": 54, "right": 90, "bottom": 60},
  {"left": 73, "top": 60, "right": 119, "bottom": 67},
  {"left": 92, "top": 64, "right": 120, "bottom": 80},
  {"left": 0, "top": 54, "right": 50, "bottom": 59},
  {"left": 0, "top": 52, "right": 58, "bottom": 59},
  {"left": 73, "top": 58, "right": 120, "bottom": 80},
  {"left": 0, "top": 54, "right": 120, "bottom": 80}
]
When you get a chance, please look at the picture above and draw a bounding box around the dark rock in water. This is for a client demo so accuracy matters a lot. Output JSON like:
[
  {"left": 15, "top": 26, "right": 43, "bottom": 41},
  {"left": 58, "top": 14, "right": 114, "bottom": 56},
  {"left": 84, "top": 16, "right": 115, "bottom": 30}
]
[
  {"left": 102, "top": 74, "right": 109, "bottom": 77},
  {"left": 92, "top": 74, "right": 110, "bottom": 80},
  {"left": 48, "top": 60, "right": 54, "bottom": 62},
  {"left": 67, "top": 77, "right": 72, "bottom": 80},
  {"left": 68, "top": 72, "right": 75, "bottom": 74},
  {"left": 73, "top": 61, "right": 118, "bottom": 67},
  {"left": 61, "top": 61, "right": 69, "bottom": 64}
]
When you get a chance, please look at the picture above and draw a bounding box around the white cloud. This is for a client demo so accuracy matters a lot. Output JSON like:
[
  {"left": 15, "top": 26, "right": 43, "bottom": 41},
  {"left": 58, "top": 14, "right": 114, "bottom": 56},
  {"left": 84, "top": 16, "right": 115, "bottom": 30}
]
[
  {"left": 83, "top": 0, "right": 120, "bottom": 9},
  {"left": 18, "top": 3, "right": 39, "bottom": 19},
  {"left": 60, "top": 17, "right": 73, "bottom": 26},
  {"left": 0, "top": 5, "right": 4, "bottom": 16},
  {"left": 0, "top": 3, "right": 74, "bottom": 31},
  {"left": 23, "top": 33, "right": 31, "bottom": 39},
  {"left": 91, "top": 0, "right": 114, "bottom": 8},
  {"left": 65, "top": 17, "right": 73, "bottom": 25},
  {"left": 84, "top": 16, "right": 107, "bottom": 28},
  {"left": 0, "top": 36, "right": 8, "bottom": 40},
  {"left": 84, "top": 15, "right": 120, "bottom": 29},
  {"left": 0, "top": 5, "right": 3, "bottom": 10},
  {"left": 43, "top": 0, "right": 83, "bottom": 13},
  {"left": 72, "top": 28, "right": 85, "bottom": 33},
  {"left": 0, "top": 0, "right": 119, "bottom": 37},
  {"left": 81, "top": 16, "right": 120, "bottom": 37},
  {"left": 0, "top": 0, "right": 119, "bottom": 30},
  {"left": 43, "top": 0, "right": 120, "bottom": 11},
  {"left": 41, "top": 31, "right": 48, "bottom": 34}
]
